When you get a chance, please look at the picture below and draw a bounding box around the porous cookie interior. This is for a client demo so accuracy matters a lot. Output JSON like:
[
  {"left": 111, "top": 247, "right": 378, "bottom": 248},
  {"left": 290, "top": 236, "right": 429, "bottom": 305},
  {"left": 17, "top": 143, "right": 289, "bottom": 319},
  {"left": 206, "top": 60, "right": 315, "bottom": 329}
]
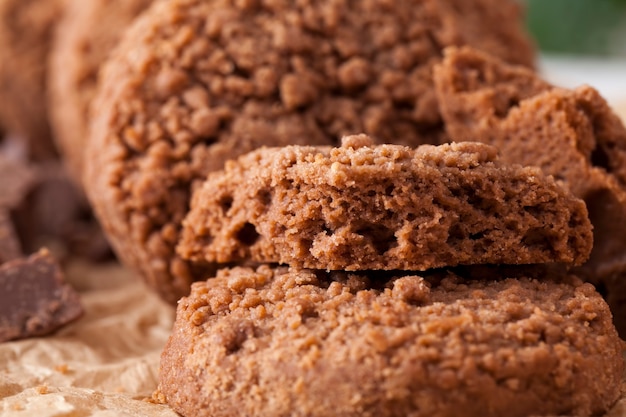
[
  {"left": 159, "top": 265, "right": 623, "bottom": 417},
  {"left": 86, "top": 0, "right": 534, "bottom": 302},
  {"left": 179, "top": 137, "right": 592, "bottom": 270}
]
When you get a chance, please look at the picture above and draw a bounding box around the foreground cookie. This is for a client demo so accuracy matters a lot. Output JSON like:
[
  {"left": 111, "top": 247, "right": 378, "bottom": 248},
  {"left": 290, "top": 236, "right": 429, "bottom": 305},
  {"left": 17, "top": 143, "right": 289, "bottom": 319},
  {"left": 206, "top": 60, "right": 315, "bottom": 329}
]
[
  {"left": 179, "top": 136, "right": 592, "bottom": 270},
  {"left": 434, "top": 46, "right": 626, "bottom": 334},
  {"left": 0, "top": 0, "right": 64, "bottom": 160},
  {"left": 86, "top": 0, "right": 535, "bottom": 303},
  {"left": 159, "top": 265, "right": 623, "bottom": 417},
  {"left": 48, "top": 0, "right": 154, "bottom": 179}
]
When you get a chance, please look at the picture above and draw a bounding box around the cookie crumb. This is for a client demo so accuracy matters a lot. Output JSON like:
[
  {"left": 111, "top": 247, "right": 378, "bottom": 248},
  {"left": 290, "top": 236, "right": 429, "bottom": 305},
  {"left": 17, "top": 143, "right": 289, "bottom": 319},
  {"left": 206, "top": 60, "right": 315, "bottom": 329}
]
[
  {"left": 341, "top": 134, "right": 373, "bottom": 149},
  {"left": 54, "top": 363, "right": 69, "bottom": 374}
]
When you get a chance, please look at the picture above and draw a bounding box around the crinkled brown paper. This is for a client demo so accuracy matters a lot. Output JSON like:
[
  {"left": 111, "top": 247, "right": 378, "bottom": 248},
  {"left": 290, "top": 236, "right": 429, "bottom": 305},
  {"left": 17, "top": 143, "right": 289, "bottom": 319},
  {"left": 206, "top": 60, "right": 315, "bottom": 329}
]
[
  {"left": 2, "top": 104, "right": 626, "bottom": 417},
  {"left": 0, "top": 261, "right": 177, "bottom": 416}
]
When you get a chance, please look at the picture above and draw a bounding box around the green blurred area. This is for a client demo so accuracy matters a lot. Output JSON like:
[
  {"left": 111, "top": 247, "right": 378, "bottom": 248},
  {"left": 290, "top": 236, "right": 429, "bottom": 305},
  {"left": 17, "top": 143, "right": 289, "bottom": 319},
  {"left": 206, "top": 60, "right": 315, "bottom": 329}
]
[{"left": 524, "top": 0, "right": 626, "bottom": 56}]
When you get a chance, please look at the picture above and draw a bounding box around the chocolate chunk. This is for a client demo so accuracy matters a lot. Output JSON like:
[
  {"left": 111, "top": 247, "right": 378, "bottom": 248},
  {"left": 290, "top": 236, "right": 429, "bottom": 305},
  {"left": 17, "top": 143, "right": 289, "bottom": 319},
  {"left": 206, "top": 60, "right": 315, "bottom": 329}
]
[
  {"left": 0, "top": 249, "right": 83, "bottom": 342},
  {"left": 0, "top": 152, "right": 35, "bottom": 209},
  {"left": 0, "top": 153, "right": 33, "bottom": 263},
  {"left": 0, "top": 210, "right": 21, "bottom": 263},
  {"left": 10, "top": 162, "right": 113, "bottom": 262}
]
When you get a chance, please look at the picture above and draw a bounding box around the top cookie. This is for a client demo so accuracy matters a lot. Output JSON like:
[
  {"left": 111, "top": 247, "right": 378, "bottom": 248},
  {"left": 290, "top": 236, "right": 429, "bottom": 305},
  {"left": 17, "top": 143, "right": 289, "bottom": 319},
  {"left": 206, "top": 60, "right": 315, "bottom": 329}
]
[
  {"left": 179, "top": 136, "right": 592, "bottom": 271},
  {"left": 85, "top": 0, "right": 535, "bottom": 302}
]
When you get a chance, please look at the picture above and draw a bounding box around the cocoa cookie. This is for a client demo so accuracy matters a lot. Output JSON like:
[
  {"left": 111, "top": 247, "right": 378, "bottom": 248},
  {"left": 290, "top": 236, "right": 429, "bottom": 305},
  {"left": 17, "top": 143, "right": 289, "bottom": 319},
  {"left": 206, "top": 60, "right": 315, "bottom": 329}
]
[
  {"left": 179, "top": 136, "right": 592, "bottom": 271},
  {"left": 159, "top": 265, "right": 624, "bottom": 417},
  {"left": 0, "top": 0, "right": 64, "bottom": 161},
  {"left": 48, "top": 0, "right": 154, "bottom": 179},
  {"left": 86, "top": 0, "right": 535, "bottom": 303},
  {"left": 433, "top": 46, "right": 626, "bottom": 335}
]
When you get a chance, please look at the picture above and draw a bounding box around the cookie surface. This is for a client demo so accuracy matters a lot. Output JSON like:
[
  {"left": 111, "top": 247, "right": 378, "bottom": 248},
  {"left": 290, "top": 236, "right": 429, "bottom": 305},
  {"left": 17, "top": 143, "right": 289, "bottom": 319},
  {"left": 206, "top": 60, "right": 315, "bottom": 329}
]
[
  {"left": 179, "top": 136, "right": 592, "bottom": 270},
  {"left": 434, "top": 46, "right": 626, "bottom": 335},
  {"left": 85, "top": 0, "right": 535, "bottom": 303},
  {"left": 0, "top": 0, "right": 64, "bottom": 161},
  {"left": 48, "top": 0, "right": 154, "bottom": 179},
  {"left": 159, "top": 265, "right": 624, "bottom": 417}
]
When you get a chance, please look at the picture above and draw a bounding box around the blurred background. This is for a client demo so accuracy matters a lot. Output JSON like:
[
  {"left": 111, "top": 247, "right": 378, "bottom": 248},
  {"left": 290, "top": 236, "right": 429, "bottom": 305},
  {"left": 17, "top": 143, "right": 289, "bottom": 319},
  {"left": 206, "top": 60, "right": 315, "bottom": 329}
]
[
  {"left": 522, "top": 0, "right": 626, "bottom": 113},
  {"left": 525, "top": 0, "right": 626, "bottom": 57}
]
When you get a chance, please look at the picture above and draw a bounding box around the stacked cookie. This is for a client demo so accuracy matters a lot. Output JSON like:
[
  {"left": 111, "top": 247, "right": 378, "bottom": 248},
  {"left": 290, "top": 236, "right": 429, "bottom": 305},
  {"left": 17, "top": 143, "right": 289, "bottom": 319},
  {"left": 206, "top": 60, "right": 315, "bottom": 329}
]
[
  {"left": 158, "top": 136, "right": 623, "bottom": 417},
  {"left": 433, "top": 46, "right": 626, "bottom": 335},
  {"left": 83, "top": 0, "right": 536, "bottom": 304}
]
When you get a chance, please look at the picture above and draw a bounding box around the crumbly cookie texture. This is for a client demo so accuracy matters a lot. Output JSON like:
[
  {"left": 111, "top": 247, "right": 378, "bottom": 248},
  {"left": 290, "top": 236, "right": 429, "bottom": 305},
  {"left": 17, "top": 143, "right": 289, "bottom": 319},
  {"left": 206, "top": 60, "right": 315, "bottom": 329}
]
[
  {"left": 179, "top": 136, "right": 592, "bottom": 270},
  {"left": 48, "top": 0, "right": 154, "bottom": 180},
  {"left": 85, "top": 0, "right": 535, "bottom": 303},
  {"left": 434, "top": 46, "right": 626, "bottom": 335},
  {"left": 159, "top": 265, "right": 624, "bottom": 417},
  {"left": 0, "top": 0, "right": 64, "bottom": 161}
]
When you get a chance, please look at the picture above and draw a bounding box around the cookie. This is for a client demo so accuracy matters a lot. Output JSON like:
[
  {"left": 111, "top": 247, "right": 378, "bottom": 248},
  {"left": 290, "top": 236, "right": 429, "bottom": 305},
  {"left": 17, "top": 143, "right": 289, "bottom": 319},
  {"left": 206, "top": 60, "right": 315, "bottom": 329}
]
[
  {"left": 48, "top": 0, "right": 154, "bottom": 179},
  {"left": 85, "top": 0, "right": 535, "bottom": 303},
  {"left": 433, "top": 46, "right": 626, "bottom": 334},
  {"left": 0, "top": 0, "right": 64, "bottom": 161},
  {"left": 179, "top": 136, "right": 592, "bottom": 271},
  {"left": 158, "top": 265, "right": 623, "bottom": 417}
]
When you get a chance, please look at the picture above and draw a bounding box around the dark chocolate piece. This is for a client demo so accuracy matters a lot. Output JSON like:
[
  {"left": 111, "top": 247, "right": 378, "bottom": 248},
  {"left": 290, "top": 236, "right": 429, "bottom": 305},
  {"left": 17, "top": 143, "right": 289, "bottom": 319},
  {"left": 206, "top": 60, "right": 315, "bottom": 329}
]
[
  {"left": 0, "top": 152, "right": 35, "bottom": 209},
  {"left": 0, "top": 210, "right": 21, "bottom": 263},
  {"left": 10, "top": 162, "right": 113, "bottom": 262},
  {"left": 0, "top": 249, "right": 83, "bottom": 342}
]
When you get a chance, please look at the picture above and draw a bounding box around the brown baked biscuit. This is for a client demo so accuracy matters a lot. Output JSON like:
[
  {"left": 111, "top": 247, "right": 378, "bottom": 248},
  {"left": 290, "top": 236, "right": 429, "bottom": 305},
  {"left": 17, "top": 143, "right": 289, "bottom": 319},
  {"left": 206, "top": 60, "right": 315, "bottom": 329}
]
[
  {"left": 48, "top": 0, "right": 154, "bottom": 180},
  {"left": 179, "top": 136, "right": 592, "bottom": 271},
  {"left": 159, "top": 265, "right": 624, "bottom": 417},
  {"left": 0, "top": 0, "right": 64, "bottom": 161},
  {"left": 86, "top": 0, "right": 535, "bottom": 303},
  {"left": 433, "top": 46, "right": 626, "bottom": 335}
]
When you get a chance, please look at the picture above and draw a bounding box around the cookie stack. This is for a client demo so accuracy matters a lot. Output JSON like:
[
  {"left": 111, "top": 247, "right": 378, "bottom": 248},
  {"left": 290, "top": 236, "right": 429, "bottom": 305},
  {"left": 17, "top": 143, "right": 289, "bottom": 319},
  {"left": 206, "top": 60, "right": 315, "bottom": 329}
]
[
  {"left": 158, "top": 136, "right": 623, "bottom": 417},
  {"left": 82, "top": 0, "right": 537, "bottom": 305},
  {"left": 433, "top": 46, "right": 626, "bottom": 335}
]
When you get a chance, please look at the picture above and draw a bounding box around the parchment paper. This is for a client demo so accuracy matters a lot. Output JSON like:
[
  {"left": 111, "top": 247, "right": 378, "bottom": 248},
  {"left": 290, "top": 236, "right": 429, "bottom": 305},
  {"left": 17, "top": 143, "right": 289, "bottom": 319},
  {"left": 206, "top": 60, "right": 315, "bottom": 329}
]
[{"left": 0, "top": 261, "right": 178, "bottom": 416}]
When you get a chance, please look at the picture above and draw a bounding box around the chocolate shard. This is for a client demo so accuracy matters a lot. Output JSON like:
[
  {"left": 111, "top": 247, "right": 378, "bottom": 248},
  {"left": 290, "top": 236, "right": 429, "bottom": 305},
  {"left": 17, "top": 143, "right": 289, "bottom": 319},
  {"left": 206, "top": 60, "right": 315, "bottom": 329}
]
[
  {"left": 0, "top": 248, "right": 83, "bottom": 342},
  {"left": 0, "top": 152, "right": 35, "bottom": 209},
  {"left": 0, "top": 209, "right": 21, "bottom": 263}
]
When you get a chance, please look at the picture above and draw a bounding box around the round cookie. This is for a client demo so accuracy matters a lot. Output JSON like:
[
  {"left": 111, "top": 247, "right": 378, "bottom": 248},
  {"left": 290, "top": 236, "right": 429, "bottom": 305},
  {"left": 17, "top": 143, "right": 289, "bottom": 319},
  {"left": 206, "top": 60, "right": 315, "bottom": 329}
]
[
  {"left": 0, "top": 0, "right": 64, "bottom": 161},
  {"left": 48, "top": 0, "right": 154, "bottom": 180},
  {"left": 433, "top": 46, "right": 626, "bottom": 335},
  {"left": 158, "top": 265, "right": 624, "bottom": 417},
  {"left": 179, "top": 136, "right": 592, "bottom": 270},
  {"left": 86, "top": 0, "right": 535, "bottom": 303}
]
